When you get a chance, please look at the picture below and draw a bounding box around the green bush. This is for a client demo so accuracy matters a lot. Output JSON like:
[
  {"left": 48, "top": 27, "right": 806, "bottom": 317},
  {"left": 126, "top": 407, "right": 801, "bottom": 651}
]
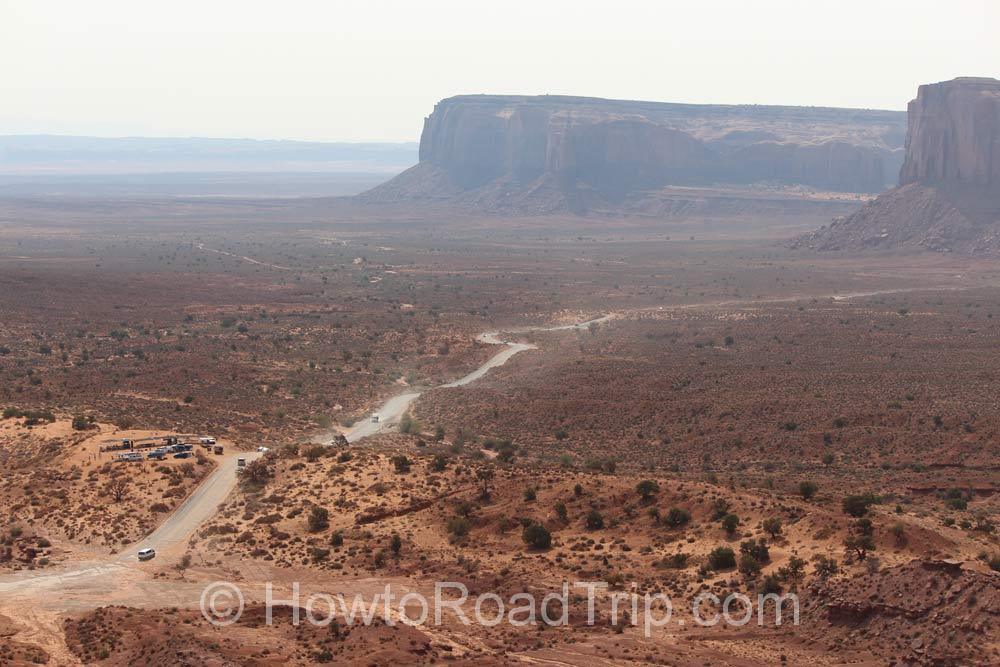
[
  {"left": 447, "top": 516, "right": 471, "bottom": 537},
  {"left": 762, "top": 517, "right": 782, "bottom": 538},
  {"left": 842, "top": 493, "right": 878, "bottom": 517},
  {"left": 721, "top": 513, "right": 740, "bottom": 535},
  {"left": 307, "top": 506, "right": 329, "bottom": 532},
  {"left": 708, "top": 546, "right": 736, "bottom": 570},
  {"left": 522, "top": 523, "right": 552, "bottom": 550},
  {"left": 636, "top": 480, "right": 659, "bottom": 500},
  {"left": 664, "top": 507, "right": 691, "bottom": 528}
]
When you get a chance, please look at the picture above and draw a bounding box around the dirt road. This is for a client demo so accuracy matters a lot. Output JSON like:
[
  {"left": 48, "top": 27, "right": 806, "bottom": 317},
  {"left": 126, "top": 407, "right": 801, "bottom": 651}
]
[
  {"left": 342, "top": 315, "right": 612, "bottom": 441},
  {"left": 0, "top": 452, "right": 257, "bottom": 602}
]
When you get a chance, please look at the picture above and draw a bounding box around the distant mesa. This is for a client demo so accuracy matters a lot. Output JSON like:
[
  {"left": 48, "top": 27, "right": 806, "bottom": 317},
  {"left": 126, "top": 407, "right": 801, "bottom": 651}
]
[
  {"left": 358, "top": 94, "right": 905, "bottom": 214},
  {"left": 791, "top": 77, "right": 1000, "bottom": 255}
]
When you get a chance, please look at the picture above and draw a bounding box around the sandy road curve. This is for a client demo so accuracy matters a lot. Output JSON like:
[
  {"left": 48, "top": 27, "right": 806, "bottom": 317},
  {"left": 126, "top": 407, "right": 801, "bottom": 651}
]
[{"left": 341, "top": 315, "right": 612, "bottom": 440}]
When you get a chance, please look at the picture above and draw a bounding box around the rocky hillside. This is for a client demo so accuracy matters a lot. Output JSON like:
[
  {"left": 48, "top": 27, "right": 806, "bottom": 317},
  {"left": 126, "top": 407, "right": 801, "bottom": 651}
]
[
  {"left": 792, "top": 77, "right": 1000, "bottom": 255},
  {"left": 360, "top": 95, "right": 905, "bottom": 214}
]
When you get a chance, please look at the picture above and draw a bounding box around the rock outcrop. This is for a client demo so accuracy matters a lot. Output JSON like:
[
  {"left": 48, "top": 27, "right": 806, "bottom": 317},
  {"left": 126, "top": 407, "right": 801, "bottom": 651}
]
[
  {"left": 361, "top": 95, "right": 905, "bottom": 214},
  {"left": 792, "top": 78, "right": 1000, "bottom": 255},
  {"left": 900, "top": 77, "right": 1000, "bottom": 188}
]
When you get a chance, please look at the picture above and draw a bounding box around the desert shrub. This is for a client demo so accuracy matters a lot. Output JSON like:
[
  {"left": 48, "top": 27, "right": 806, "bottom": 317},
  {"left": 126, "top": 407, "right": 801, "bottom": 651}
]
[
  {"left": 974, "top": 514, "right": 996, "bottom": 533},
  {"left": 813, "top": 554, "right": 839, "bottom": 579},
  {"left": 799, "top": 481, "right": 819, "bottom": 500},
  {"left": 636, "top": 480, "right": 659, "bottom": 500},
  {"left": 523, "top": 486, "right": 537, "bottom": 502},
  {"left": 71, "top": 415, "right": 95, "bottom": 431},
  {"left": 842, "top": 493, "right": 878, "bottom": 517},
  {"left": 760, "top": 575, "right": 782, "bottom": 595},
  {"left": 150, "top": 503, "right": 170, "bottom": 513},
  {"left": 241, "top": 460, "right": 271, "bottom": 487},
  {"left": 738, "top": 552, "right": 762, "bottom": 577},
  {"left": 390, "top": 534, "right": 402, "bottom": 556},
  {"left": 307, "top": 506, "right": 330, "bottom": 532},
  {"left": 762, "top": 517, "right": 783, "bottom": 538},
  {"left": 777, "top": 555, "right": 807, "bottom": 583},
  {"left": 331, "top": 531, "right": 344, "bottom": 547},
  {"left": 398, "top": 414, "right": 420, "bottom": 434},
  {"left": 391, "top": 455, "right": 411, "bottom": 474},
  {"left": 431, "top": 455, "right": 448, "bottom": 472},
  {"left": 555, "top": 502, "right": 568, "bottom": 523},
  {"left": 740, "top": 538, "right": 770, "bottom": 563},
  {"left": 710, "top": 499, "right": 731, "bottom": 520},
  {"left": 304, "top": 445, "right": 327, "bottom": 462},
  {"left": 664, "top": 507, "right": 691, "bottom": 528},
  {"left": 522, "top": 523, "right": 551, "bottom": 550},
  {"left": 657, "top": 553, "right": 689, "bottom": 569},
  {"left": 585, "top": 510, "right": 604, "bottom": 530},
  {"left": 946, "top": 497, "right": 968, "bottom": 510},
  {"left": 708, "top": 546, "right": 736, "bottom": 570},
  {"left": 721, "top": 513, "right": 740, "bottom": 535},
  {"left": 844, "top": 519, "right": 876, "bottom": 561},
  {"left": 447, "top": 517, "right": 471, "bottom": 537}
]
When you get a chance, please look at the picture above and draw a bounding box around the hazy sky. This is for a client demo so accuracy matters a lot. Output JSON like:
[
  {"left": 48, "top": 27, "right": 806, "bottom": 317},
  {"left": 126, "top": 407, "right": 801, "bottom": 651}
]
[{"left": 2, "top": 0, "right": 997, "bottom": 142}]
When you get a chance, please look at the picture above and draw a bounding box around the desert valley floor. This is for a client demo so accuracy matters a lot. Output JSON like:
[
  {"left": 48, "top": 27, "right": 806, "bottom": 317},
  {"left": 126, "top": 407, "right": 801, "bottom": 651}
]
[{"left": 0, "top": 193, "right": 997, "bottom": 666}]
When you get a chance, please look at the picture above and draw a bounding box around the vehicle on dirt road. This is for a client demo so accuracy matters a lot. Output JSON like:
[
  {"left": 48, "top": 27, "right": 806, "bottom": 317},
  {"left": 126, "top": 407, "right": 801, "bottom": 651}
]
[{"left": 137, "top": 548, "right": 156, "bottom": 561}]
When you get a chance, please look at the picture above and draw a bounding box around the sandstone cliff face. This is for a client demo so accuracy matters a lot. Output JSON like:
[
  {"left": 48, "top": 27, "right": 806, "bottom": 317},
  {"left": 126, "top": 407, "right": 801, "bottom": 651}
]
[
  {"left": 363, "top": 95, "right": 905, "bottom": 212},
  {"left": 792, "top": 78, "right": 1000, "bottom": 256},
  {"left": 900, "top": 77, "right": 1000, "bottom": 188}
]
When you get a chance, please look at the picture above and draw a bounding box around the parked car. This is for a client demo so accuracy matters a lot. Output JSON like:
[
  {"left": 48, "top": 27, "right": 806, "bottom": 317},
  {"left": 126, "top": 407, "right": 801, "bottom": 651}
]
[
  {"left": 256, "top": 446, "right": 269, "bottom": 453},
  {"left": 173, "top": 451, "right": 192, "bottom": 459},
  {"left": 199, "top": 437, "right": 216, "bottom": 445},
  {"left": 213, "top": 445, "right": 224, "bottom": 455},
  {"left": 236, "top": 457, "right": 247, "bottom": 470},
  {"left": 371, "top": 414, "right": 380, "bottom": 423},
  {"left": 147, "top": 450, "right": 167, "bottom": 460},
  {"left": 137, "top": 548, "right": 156, "bottom": 561}
]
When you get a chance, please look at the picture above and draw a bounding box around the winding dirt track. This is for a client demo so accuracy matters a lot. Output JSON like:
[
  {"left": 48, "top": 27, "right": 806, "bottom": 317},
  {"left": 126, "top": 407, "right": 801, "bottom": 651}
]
[{"left": 0, "top": 285, "right": 969, "bottom": 613}]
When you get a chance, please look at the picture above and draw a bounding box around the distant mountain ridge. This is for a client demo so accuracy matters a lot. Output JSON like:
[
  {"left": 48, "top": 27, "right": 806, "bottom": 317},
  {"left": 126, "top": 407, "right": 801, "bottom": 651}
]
[
  {"left": 0, "top": 135, "right": 418, "bottom": 174},
  {"left": 359, "top": 94, "right": 906, "bottom": 214}
]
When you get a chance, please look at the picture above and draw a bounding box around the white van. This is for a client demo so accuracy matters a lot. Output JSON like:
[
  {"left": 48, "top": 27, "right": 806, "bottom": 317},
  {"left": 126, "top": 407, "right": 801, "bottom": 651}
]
[
  {"left": 199, "top": 437, "right": 216, "bottom": 445},
  {"left": 137, "top": 548, "right": 156, "bottom": 561},
  {"left": 236, "top": 458, "right": 246, "bottom": 471}
]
